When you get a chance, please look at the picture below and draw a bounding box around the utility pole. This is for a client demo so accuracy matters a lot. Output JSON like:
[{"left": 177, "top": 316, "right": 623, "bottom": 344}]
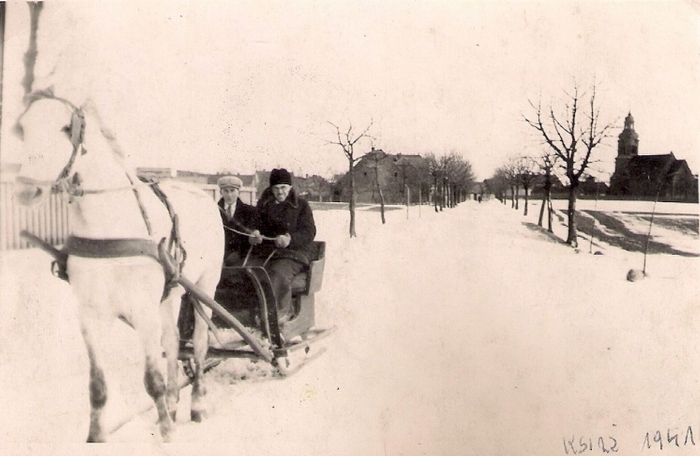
[
  {"left": 405, "top": 184, "right": 410, "bottom": 219},
  {"left": 0, "top": 3, "right": 7, "bottom": 150}
]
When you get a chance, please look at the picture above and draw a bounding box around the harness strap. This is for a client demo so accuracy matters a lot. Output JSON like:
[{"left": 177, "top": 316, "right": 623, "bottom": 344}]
[
  {"left": 64, "top": 236, "right": 160, "bottom": 261},
  {"left": 144, "top": 177, "right": 187, "bottom": 267},
  {"left": 65, "top": 236, "right": 178, "bottom": 301},
  {"left": 125, "top": 174, "right": 153, "bottom": 236}
]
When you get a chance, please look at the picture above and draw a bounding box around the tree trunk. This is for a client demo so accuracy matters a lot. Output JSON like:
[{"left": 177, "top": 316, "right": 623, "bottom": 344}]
[
  {"left": 375, "top": 167, "right": 386, "bottom": 224},
  {"left": 566, "top": 185, "right": 578, "bottom": 247},
  {"left": 439, "top": 181, "right": 445, "bottom": 212},
  {"left": 515, "top": 184, "right": 520, "bottom": 210},
  {"left": 546, "top": 190, "right": 553, "bottom": 233},
  {"left": 348, "top": 162, "right": 357, "bottom": 237},
  {"left": 379, "top": 192, "right": 385, "bottom": 224},
  {"left": 537, "top": 192, "right": 546, "bottom": 226},
  {"left": 523, "top": 185, "right": 529, "bottom": 216},
  {"left": 433, "top": 178, "right": 439, "bottom": 212}
]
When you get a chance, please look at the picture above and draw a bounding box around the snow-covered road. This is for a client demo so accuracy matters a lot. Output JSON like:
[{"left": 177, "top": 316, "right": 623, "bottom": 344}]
[{"left": 1, "top": 200, "right": 698, "bottom": 455}]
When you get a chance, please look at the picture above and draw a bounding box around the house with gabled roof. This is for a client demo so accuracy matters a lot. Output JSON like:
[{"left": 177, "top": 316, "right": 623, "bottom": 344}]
[{"left": 332, "top": 148, "right": 431, "bottom": 204}]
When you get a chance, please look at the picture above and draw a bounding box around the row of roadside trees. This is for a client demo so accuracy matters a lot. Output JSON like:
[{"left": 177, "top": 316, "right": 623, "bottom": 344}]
[
  {"left": 487, "top": 82, "right": 616, "bottom": 248},
  {"left": 325, "top": 121, "right": 476, "bottom": 237}
]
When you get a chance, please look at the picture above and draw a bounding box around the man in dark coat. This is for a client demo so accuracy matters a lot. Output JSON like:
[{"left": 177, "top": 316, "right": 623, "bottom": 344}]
[
  {"left": 217, "top": 175, "right": 258, "bottom": 266},
  {"left": 249, "top": 168, "right": 316, "bottom": 322}
]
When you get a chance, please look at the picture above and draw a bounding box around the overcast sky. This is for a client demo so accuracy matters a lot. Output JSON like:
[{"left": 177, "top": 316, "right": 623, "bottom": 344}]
[{"left": 1, "top": 1, "right": 699, "bottom": 180}]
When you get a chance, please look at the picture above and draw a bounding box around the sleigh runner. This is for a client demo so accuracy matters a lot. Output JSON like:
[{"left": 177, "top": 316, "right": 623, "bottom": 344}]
[
  {"left": 23, "top": 227, "right": 334, "bottom": 378},
  {"left": 178, "top": 240, "right": 336, "bottom": 376}
]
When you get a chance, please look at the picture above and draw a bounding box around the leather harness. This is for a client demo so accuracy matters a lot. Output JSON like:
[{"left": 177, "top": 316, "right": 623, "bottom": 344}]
[{"left": 20, "top": 91, "right": 185, "bottom": 298}]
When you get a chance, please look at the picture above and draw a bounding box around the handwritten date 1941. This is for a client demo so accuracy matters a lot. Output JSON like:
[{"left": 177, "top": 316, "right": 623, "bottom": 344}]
[{"left": 642, "top": 427, "right": 696, "bottom": 451}]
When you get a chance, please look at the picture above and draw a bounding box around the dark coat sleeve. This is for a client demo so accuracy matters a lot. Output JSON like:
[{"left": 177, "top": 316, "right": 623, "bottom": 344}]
[
  {"left": 288, "top": 199, "right": 316, "bottom": 250},
  {"left": 235, "top": 200, "right": 258, "bottom": 232}
]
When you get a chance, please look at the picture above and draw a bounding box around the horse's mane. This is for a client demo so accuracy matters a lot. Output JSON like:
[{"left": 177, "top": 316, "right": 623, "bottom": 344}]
[
  {"left": 82, "top": 100, "right": 127, "bottom": 160},
  {"left": 81, "top": 99, "right": 142, "bottom": 183}
]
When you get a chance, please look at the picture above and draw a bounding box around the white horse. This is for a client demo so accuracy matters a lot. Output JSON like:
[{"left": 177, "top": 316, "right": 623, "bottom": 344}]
[{"left": 14, "top": 91, "right": 224, "bottom": 442}]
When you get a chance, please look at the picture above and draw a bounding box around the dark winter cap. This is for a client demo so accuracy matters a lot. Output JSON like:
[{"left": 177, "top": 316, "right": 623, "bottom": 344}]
[{"left": 269, "top": 168, "right": 292, "bottom": 187}]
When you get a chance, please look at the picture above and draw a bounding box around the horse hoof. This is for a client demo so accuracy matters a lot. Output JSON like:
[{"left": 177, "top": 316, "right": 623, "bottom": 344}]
[
  {"left": 160, "top": 426, "right": 174, "bottom": 443},
  {"left": 191, "top": 409, "right": 208, "bottom": 422}
]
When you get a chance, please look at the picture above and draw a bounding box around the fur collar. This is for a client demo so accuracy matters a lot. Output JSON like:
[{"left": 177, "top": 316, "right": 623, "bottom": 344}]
[{"left": 258, "top": 187, "right": 299, "bottom": 208}]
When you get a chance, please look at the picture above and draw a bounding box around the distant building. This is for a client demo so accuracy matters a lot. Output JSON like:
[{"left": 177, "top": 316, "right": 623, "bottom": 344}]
[
  {"left": 135, "top": 167, "right": 176, "bottom": 180},
  {"left": 332, "top": 149, "right": 431, "bottom": 204},
  {"left": 578, "top": 175, "right": 609, "bottom": 197},
  {"left": 293, "top": 174, "right": 333, "bottom": 202},
  {"left": 609, "top": 113, "right": 697, "bottom": 202},
  {"left": 135, "top": 167, "right": 257, "bottom": 204}
]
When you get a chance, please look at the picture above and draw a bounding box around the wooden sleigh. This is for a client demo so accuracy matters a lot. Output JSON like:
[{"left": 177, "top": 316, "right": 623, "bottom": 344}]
[
  {"left": 21, "top": 230, "right": 334, "bottom": 378},
  {"left": 177, "top": 241, "right": 336, "bottom": 376}
]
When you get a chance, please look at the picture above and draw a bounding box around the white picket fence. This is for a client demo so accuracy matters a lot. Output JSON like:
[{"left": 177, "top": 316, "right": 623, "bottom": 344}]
[
  {"left": 0, "top": 181, "right": 256, "bottom": 251},
  {"left": 0, "top": 182, "right": 72, "bottom": 250}
]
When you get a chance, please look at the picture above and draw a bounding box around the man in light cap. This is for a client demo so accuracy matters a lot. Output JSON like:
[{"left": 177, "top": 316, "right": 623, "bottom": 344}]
[
  {"left": 217, "top": 175, "right": 257, "bottom": 265},
  {"left": 249, "top": 168, "right": 316, "bottom": 323},
  {"left": 179, "top": 176, "right": 257, "bottom": 340}
]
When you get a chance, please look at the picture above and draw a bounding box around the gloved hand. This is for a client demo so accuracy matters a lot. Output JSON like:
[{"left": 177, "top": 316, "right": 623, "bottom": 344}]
[
  {"left": 274, "top": 233, "right": 291, "bottom": 249},
  {"left": 249, "top": 230, "right": 263, "bottom": 245}
]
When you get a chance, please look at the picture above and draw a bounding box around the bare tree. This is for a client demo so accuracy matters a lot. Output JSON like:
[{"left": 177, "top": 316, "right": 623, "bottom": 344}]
[
  {"left": 503, "top": 158, "right": 519, "bottom": 210},
  {"left": 425, "top": 153, "right": 442, "bottom": 212},
  {"left": 425, "top": 152, "right": 475, "bottom": 210},
  {"left": 366, "top": 148, "right": 387, "bottom": 224},
  {"left": 444, "top": 152, "right": 476, "bottom": 207},
  {"left": 515, "top": 156, "right": 539, "bottom": 217},
  {"left": 524, "top": 83, "right": 615, "bottom": 247},
  {"left": 326, "top": 120, "right": 373, "bottom": 237},
  {"left": 536, "top": 151, "right": 558, "bottom": 232},
  {"left": 438, "top": 154, "right": 454, "bottom": 208},
  {"left": 488, "top": 167, "right": 510, "bottom": 204}
]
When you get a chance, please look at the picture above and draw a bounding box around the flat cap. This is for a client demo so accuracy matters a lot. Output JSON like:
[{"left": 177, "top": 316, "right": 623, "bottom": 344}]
[{"left": 217, "top": 176, "right": 243, "bottom": 189}]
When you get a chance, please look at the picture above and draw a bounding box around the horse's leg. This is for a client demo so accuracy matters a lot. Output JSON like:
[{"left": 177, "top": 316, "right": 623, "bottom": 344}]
[
  {"left": 135, "top": 298, "right": 175, "bottom": 442},
  {"left": 189, "top": 301, "right": 212, "bottom": 422},
  {"left": 189, "top": 269, "right": 220, "bottom": 423},
  {"left": 78, "top": 314, "right": 112, "bottom": 443},
  {"left": 160, "top": 290, "right": 182, "bottom": 422}
]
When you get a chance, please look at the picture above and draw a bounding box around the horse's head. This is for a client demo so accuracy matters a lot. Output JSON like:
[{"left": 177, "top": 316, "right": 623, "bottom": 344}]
[{"left": 14, "top": 92, "right": 86, "bottom": 207}]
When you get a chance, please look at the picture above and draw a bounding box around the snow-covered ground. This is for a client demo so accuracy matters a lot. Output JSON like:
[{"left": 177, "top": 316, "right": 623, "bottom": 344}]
[{"left": 1, "top": 199, "right": 698, "bottom": 455}]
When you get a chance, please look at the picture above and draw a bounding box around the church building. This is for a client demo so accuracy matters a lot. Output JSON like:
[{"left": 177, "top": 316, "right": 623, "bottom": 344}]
[{"left": 608, "top": 113, "right": 697, "bottom": 202}]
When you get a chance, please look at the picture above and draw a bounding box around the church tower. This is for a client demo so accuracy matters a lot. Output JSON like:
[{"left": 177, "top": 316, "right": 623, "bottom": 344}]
[
  {"left": 610, "top": 112, "right": 639, "bottom": 195},
  {"left": 617, "top": 112, "right": 639, "bottom": 158}
]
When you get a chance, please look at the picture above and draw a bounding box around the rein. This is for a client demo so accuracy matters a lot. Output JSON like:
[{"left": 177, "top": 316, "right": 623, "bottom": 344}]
[
  {"left": 223, "top": 224, "right": 276, "bottom": 241},
  {"left": 21, "top": 92, "right": 187, "bottom": 290},
  {"left": 19, "top": 91, "right": 148, "bottom": 200}
]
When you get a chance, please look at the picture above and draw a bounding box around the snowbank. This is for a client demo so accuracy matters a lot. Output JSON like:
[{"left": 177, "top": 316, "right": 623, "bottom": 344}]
[{"left": 1, "top": 199, "right": 698, "bottom": 455}]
